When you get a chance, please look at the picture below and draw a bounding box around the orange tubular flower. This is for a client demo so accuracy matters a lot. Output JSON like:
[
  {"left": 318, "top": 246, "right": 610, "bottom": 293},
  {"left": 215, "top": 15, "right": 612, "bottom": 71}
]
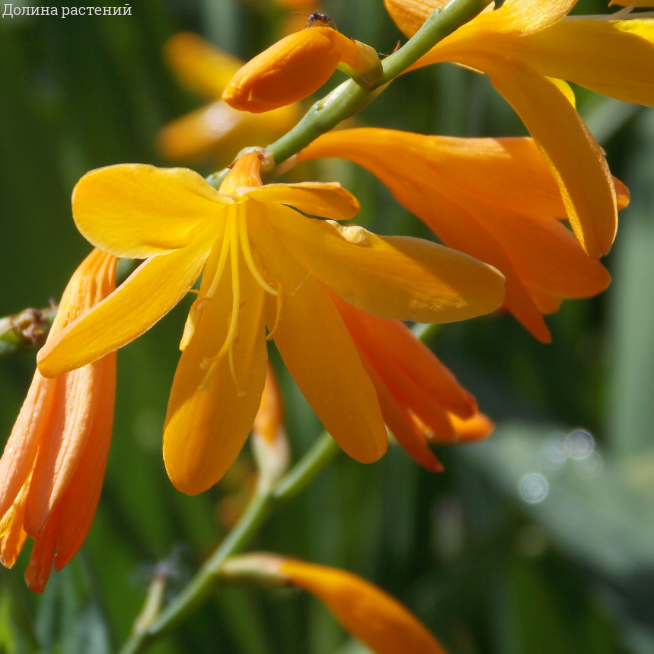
[
  {"left": 36, "top": 152, "right": 505, "bottom": 495},
  {"left": 0, "top": 249, "right": 117, "bottom": 592},
  {"left": 333, "top": 294, "right": 492, "bottom": 472},
  {"left": 299, "top": 129, "right": 630, "bottom": 342},
  {"left": 158, "top": 33, "right": 300, "bottom": 163},
  {"left": 279, "top": 559, "right": 449, "bottom": 654},
  {"left": 385, "top": 0, "right": 654, "bottom": 259},
  {"left": 222, "top": 27, "right": 382, "bottom": 113}
]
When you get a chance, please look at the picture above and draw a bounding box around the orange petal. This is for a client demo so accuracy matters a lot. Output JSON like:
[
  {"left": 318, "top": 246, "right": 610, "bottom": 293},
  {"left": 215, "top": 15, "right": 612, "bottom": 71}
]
[
  {"left": 333, "top": 295, "right": 476, "bottom": 419},
  {"left": 24, "top": 508, "right": 58, "bottom": 593},
  {"left": 222, "top": 28, "right": 376, "bottom": 113},
  {"left": 248, "top": 212, "right": 388, "bottom": 464},
  {"left": 0, "top": 373, "right": 57, "bottom": 518},
  {"left": 280, "top": 560, "right": 449, "bottom": 654},
  {"left": 253, "top": 364, "right": 284, "bottom": 446},
  {"left": 54, "top": 352, "right": 116, "bottom": 570},
  {"left": 163, "top": 249, "right": 268, "bottom": 495},
  {"left": 446, "top": 412, "right": 494, "bottom": 442},
  {"left": 0, "top": 480, "right": 30, "bottom": 569}
]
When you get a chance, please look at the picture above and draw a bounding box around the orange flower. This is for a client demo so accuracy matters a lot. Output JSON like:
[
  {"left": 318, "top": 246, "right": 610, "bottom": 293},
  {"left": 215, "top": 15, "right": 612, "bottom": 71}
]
[
  {"left": 280, "top": 559, "right": 449, "bottom": 654},
  {"left": 222, "top": 27, "right": 382, "bottom": 113},
  {"left": 0, "top": 249, "right": 117, "bottom": 592},
  {"left": 299, "top": 129, "right": 629, "bottom": 342},
  {"left": 158, "top": 33, "right": 300, "bottom": 163},
  {"left": 333, "top": 294, "right": 492, "bottom": 471}
]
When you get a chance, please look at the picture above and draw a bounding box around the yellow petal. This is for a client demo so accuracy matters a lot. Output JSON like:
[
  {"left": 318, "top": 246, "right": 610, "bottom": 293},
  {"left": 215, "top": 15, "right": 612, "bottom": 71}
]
[
  {"left": 163, "top": 249, "right": 267, "bottom": 495},
  {"left": 248, "top": 213, "right": 387, "bottom": 464},
  {"left": 246, "top": 182, "right": 360, "bottom": 220},
  {"left": 479, "top": 58, "right": 617, "bottom": 258},
  {"left": 280, "top": 560, "right": 449, "bottom": 654},
  {"left": 261, "top": 203, "right": 505, "bottom": 324},
  {"left": 72, "top": 164, "right": 229, "bottom": 259},
  {"left": 164, "top": 32, "right": 243, "bottom": 99},
  {"left": 38, "top": 229, "right": 214, "bottom": 377},
  {"left": 298, "top": 128, "right": 548, "bottom": 340},
  {"left": 510, "top": 18, "right": 654, "bottom": 107}
]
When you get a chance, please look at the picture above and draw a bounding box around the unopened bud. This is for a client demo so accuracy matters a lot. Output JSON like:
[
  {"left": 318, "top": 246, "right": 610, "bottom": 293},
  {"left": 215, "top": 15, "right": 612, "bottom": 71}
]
[
  {"left": 251, "top": 365, "right": 289, "bottom": 492},
  {"left": 222, "top": 28, "right": 382, "bottom": 113}
]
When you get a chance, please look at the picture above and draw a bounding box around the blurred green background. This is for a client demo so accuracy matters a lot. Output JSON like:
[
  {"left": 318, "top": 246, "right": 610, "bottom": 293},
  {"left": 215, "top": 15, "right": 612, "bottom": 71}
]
[{"left": 1, "top": 0, "right": 654, "bottom": 652}]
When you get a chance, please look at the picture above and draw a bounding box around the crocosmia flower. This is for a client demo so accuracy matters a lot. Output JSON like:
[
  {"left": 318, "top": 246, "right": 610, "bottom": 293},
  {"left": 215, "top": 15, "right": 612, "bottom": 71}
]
[
  {"left": 37, "top": 151, "right": 505, "bottom": 495},
  {"left": 385, "top": 0, "right": 654, "bottom": 258},
  {"left": 299, "top": 129, "right": 629, "bottom": 341},
  {"left": 0, "top": 249, "right": 117, "bottom": 592}
]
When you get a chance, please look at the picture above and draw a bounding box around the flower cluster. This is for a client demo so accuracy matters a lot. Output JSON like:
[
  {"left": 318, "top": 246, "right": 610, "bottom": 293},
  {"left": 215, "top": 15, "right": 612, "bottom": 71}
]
[{"left": 2, "top": 0, "right": 652, "bottom": 650}]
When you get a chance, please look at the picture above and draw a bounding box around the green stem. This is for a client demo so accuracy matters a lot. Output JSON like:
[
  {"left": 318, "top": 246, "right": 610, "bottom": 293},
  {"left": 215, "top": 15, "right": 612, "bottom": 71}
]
[
  {"left": 266, "top": 0, "right": 492, "bottom": 166},
  {"left": 118, "top": 433, "right": 340, "bottom": 654}
]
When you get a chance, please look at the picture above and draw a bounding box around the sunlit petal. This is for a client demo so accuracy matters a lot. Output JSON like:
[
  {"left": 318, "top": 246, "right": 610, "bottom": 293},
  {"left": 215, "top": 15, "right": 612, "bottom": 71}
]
[
  {"left": 249, "top": 212, "right": 387, "bottom": 463},
  {"left": 38, "top": 229, "right": 214, "bottom": 377},
  {"left": 72, "top": 164, "right": 229, "bottom": 258},
  {"left": 262, "top": 203, "right": 505, "bottom": 324}
]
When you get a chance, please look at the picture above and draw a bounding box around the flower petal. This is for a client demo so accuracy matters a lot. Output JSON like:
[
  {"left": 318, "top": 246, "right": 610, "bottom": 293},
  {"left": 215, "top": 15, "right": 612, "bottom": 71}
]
[
  {"left": 72, "top": 164, "right": 229, "bottom": 258},
  {"left": 333, "top": 295, "right": 476, "bottom": 419},
  {"left": 163, "top": 251, "right": 267, "bottom": 495},
  {"left": 54, "top": 352, "right": 116, "bottom": 570},
  {"left": 246, "top": 182, "right": 360, "bottom": 220},
  {"left": 479, "top": 58, "right": 617, "bottom": 258},
  {"left": 262, "top": 203, "right": 505, "bottom": 324},
  {"left": 24, "top": 360, "right": 104, "bottom": 537},
  {"left": 248, "top": 213, "right": 387, "bottom": 463},
  {"left": 38, "top": 229, "right": 213, "bottom": 377},
  {"left": 165, "top": 32, "right": 243, "bottom": 99},
  {"left": 0, "top": 373, "right": 57, "bottom": 518},
  {"left": 280, "top": 560, "right": 449, "bottom": 654},
  {"left": 512, "top": 18, "right": 654, "bottom": 107}
]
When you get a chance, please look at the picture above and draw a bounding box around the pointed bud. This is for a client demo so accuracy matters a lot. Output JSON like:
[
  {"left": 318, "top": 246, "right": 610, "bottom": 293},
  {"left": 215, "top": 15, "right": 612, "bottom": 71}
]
[
  {"left": 222, "top": 28, "right": 382, "bottom": 113},
  {"left": 0, "top": 249, "right": 118, "bottom": 592}
]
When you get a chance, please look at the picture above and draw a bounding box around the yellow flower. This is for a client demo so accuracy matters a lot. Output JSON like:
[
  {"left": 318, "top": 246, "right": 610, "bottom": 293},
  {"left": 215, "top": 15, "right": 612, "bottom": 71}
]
[
  {"left": 385, "top": 0, "right": 654, "bottom": 258},
  {"left": 277, "top": 558, "right": 449, "bottom": 653},
  {"left": 0, "top": 249, "right": 117, "bottom": 592},
  {"left": 222, "top": 27, "right": 382, "bottom": 113},
  {"left": 158, "top": 33, "right": 300, "bottom": 163},
  {"left": 36, "top": 151, "right": 505, "bottom": 495},
  {"left": 299, "top": 129, "right": 629, "bottom": 341}
]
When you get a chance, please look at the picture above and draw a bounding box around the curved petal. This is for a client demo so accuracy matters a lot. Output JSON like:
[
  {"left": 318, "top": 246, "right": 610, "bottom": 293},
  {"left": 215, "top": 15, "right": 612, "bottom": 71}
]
[
  {"left": 246, "top": 182, "right": 359, "bottom": 220},
  {"left": 299, "top": 130, "right": 568, "bottom": 221},
  {"left": 280, "top": 560, "right": 449, "bottom": 654},
  {"left": 512, "top": 18, "right": 654, "bottom": 107},
  {"left": 249, "top": 212, "right": 387, "bottom": 463},
  {"left": 261, "top": 202, "right": 505, "bottom": 324},
  {"left": 333, "top": 295, "right": 476, "bottom": 419},
  {"left": 72, "top": 164, "right": 229, "bottom": 258},
  {"left": 38, "top": 228, "right": 214, "bottom": 377},
  {"left": 163, "top": 250, "right": 267, "bottom": 495},
  {"left": 165, "top": 32, "right": 243, "bottom": 99},
  {"left": 481, "top": 58, "right": 617, "bottom": 258}
]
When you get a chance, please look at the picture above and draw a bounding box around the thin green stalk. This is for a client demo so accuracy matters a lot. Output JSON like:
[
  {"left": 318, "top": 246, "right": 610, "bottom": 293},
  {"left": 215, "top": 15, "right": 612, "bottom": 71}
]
[{"left": 118, "top": 433, "right": 340, "bottom": 654}]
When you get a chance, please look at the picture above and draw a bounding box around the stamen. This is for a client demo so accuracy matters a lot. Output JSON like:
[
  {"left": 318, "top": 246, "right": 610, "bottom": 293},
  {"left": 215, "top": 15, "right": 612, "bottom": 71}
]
[
  {"left": 266, "top": 280, "right": 285, "bottom": 341},
  {"left": 237, "top": 204, "right": 278, "bottom": 296}
]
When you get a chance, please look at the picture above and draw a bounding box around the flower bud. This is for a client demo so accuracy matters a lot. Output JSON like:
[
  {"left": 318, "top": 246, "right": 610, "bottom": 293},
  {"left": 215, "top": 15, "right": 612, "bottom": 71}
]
[
  {"left": 251, "top": 364, "right": 289, "bottom": 492},
  {"left": 222, "top": 28, "right": 382, "bottom": 113}
]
